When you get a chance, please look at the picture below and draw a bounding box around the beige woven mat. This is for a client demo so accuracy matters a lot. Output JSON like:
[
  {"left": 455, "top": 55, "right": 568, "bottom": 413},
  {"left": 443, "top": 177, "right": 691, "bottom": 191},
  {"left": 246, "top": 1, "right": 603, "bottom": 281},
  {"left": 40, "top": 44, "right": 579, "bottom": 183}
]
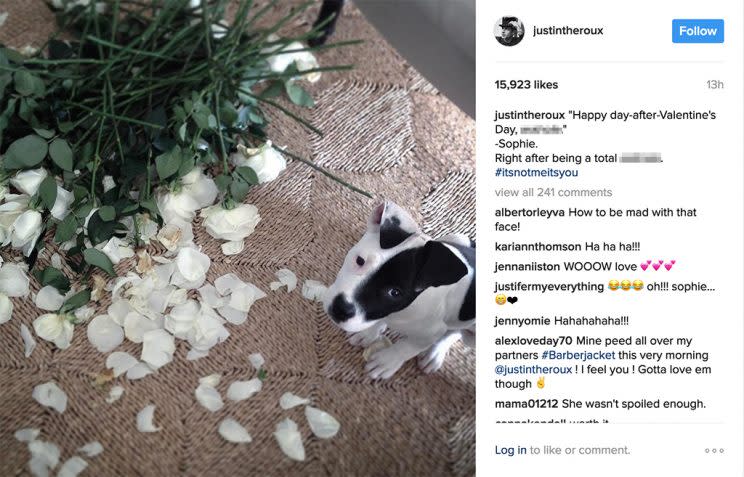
[{"left": 0, "top": 1, "right": 475, "bottom": 475}]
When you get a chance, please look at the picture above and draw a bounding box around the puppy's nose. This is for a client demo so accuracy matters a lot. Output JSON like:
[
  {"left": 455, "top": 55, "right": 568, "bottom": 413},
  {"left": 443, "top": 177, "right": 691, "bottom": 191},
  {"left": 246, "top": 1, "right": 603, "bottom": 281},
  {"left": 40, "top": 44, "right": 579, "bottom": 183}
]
[{"left": 328, "top": 294, "right": 355, "bottom": 323}]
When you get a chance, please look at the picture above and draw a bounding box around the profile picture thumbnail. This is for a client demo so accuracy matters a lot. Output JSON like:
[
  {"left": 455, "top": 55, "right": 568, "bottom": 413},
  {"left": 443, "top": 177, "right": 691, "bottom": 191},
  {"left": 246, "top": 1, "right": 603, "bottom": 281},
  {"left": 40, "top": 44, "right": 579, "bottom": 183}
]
[{"left": 495, "top": 16, "right": 525, "bottom": 46}]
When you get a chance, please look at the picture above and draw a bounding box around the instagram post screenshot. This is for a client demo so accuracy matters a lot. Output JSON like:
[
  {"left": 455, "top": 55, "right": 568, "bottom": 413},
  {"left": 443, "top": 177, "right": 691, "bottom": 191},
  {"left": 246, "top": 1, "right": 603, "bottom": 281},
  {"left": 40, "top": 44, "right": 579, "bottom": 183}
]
[
  {"left": 0, "top": 0, "right": 741, "bottom": 476},
  {"left": 477, "top": 1, "right": 743, "bottom": 476}
]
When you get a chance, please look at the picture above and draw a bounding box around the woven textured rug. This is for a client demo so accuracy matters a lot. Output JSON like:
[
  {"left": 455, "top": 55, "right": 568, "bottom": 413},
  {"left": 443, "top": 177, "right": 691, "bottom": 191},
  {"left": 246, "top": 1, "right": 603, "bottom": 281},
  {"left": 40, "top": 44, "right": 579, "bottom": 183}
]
[{"left": 0, "top": 1, "right": 475, "bottom": 475}]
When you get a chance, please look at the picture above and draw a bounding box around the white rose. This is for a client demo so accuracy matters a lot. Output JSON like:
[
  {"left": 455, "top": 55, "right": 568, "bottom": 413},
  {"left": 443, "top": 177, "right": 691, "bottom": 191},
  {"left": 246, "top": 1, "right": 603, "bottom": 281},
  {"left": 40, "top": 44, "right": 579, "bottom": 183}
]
[
  {"left": 98, "top": 237, "right": 135, "bottom": 264},
  {"left": 50, "top": 186, "right": 74, "bottom": 220},
  {"left": 0, "top": 195, "right": 30, "bottom": 246},
  {"left": 232, "top": 142, "right": 286, "bottom": 184},
  {"left": 265, "top": 40, "right": 321, "bottom": 83},
  {"left": 156, "top": 168, "right": 217, "bottom": 224},
  {"left": 11, "top": 210, "right": 43, "bottom": 256},
  {"left": 10, "top": 168, "right": 48, "bottom": 196},
  {"left": 201, "top": 204, "right": 261, "bottom": 242},
  {"left": 33, "top": 313, "right": 75, "bottom": 349}
]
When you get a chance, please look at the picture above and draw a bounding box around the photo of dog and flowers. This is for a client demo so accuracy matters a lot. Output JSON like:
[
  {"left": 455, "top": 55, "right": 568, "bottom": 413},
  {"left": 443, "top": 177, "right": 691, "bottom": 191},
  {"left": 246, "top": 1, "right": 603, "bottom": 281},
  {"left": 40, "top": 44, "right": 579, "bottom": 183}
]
[{"left": 0, "top": 0, "right": 475, "bottom": 475}]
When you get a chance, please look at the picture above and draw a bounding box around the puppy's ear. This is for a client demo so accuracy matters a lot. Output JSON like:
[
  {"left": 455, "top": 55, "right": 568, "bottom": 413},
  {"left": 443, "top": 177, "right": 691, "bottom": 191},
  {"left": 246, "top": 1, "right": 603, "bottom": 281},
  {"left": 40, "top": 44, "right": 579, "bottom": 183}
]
[
  {"left": 413, "top": 241, "right": 468, "bottom": 293},
  {"left": 368, "top": 201, "right": 421, "bottom": 249}
]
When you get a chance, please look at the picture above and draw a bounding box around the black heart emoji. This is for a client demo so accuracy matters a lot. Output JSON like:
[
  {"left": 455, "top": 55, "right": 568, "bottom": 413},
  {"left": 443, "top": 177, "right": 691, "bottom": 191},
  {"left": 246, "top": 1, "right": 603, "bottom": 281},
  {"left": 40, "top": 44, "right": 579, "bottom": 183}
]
[{"left": 507, "top": 296, "right": 518, "bottom": 304}]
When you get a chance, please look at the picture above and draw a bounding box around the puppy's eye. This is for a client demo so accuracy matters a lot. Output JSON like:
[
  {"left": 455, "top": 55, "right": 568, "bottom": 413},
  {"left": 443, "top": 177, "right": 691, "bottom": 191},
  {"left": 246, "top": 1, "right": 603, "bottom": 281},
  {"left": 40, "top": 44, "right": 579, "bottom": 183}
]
[
  {"left": 355, "top": 256, "right": 365, "bottom": 266},
  {"left": 387, "top": 287, "right": 402, "bottom": 298}
]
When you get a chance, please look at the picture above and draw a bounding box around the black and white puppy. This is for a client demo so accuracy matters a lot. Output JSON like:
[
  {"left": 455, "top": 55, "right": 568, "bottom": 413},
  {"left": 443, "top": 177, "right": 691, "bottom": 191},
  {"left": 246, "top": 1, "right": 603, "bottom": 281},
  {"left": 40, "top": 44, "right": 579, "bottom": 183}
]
[{"left": 324, "top": 201, "right": 475, "bottom": 379}]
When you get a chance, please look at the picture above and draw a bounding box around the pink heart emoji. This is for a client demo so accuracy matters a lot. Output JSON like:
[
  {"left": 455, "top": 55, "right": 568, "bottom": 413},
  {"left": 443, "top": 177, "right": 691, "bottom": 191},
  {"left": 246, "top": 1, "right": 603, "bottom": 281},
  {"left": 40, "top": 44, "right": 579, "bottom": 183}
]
[
  {"left": 657, "top": 260, "right": 664, "bottom": 264},
  {"left": 652, "top": 263, "right": 661, "bottom": 271},
  {"left": 665, "top": 263, "right": 673, "bottom": 271},
  {"left": 671, "top": 260, "right": 676, "bottom": 264},
  {"left": 646, "top": 260, "right": 652, "bottom": 264},
  {"left": 640, "top": 263, "right": 648, "bottom": 271}
]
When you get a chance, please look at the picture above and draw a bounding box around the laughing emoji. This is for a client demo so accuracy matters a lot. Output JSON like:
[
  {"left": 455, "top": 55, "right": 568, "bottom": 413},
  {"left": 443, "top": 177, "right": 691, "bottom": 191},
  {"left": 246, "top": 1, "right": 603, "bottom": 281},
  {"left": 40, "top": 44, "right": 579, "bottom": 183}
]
[
  {"left": 608, "top": 279, "right": 619, "bottom": 291},
  {"left": 633, "top": 279, "right": 644, "bottom": 291},
  {"left": 620, "top": 279, "right": 631, "bottom": 291}
]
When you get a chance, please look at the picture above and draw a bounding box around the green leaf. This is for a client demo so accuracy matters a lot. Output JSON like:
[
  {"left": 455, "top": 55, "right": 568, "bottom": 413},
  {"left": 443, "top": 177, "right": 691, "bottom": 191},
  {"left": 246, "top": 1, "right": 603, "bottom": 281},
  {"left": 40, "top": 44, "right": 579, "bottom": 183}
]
[
  {"left": 285, "top": 82, "right": 314, "bottom": 107},
  {"left": 33, "top": 128, "right": 55, "bottom": 139},
  {"left": 33, "top": 266, "right": 71, "bottom": 294},
  {"left": 14, "top": 70, "right": 43, "bottom": 97},
  {"left": 261, "top": 80, "right": 284, "bottom": 99},
  {"left": 38, "top": 175, "right": 58, "bottom": 210},
  {"left": 177, "top": 151, "right": 195, "bottom": 178},
  {"left": 98, "top": 205, "right": 116, "bottom": 221},
  {"left": 214, "top": 174, "right": 232, "bottom": 192},
  {"left": 59, "top": 289, "right": 91, "bottom": 314},
  {"left": 86, "top": 211, "right": 118, "bottom": 245},
  {"left": 83, "top": 248, "right": 116, "bottom": 276},
  {"left": 207, "top": 114, "right": 217, "bottom": 129},
  {"left": 3, "top": 134, "right": 48, "bottom": 169},
  {"left": 229, "top": 180, "right": 251, "bottom": 202},
  {"left": 178, "top": 123, "right": 187, "bottom": 141},
  {"left": 235, "top": 166, "right": 259, "bottom": 185},
  {"left": 155, "top": 145, "right": 181, "bottom": 180},
  {"left": 54, "top": 213, "right": 78, "bottom": 243},
  {"left": 257, "top": 368, "right": 267, "bottom": 381},
  {"left": 49, "top": 138, "right": 73, "bottom": 171}
]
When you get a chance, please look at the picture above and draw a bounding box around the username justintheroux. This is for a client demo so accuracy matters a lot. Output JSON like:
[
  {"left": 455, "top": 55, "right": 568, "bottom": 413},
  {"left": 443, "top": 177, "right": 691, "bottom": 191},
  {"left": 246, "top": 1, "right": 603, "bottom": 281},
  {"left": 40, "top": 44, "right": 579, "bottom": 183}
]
[{"left": 533, "top": 25, "right": 605, "bottom": 37}]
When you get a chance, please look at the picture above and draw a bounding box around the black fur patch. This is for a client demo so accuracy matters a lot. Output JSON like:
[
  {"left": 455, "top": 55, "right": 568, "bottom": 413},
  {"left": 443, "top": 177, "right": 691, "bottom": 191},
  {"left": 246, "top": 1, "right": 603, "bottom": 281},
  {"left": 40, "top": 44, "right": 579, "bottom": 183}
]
[
  {"left": 444, "top": 243, "right": 475, "bottom": 322},
  {"left": 379, "top": 216, "right": 413, "bottom": 249},
  {"left": 354, "top": 241, "right": 468, "bottom": 321}
]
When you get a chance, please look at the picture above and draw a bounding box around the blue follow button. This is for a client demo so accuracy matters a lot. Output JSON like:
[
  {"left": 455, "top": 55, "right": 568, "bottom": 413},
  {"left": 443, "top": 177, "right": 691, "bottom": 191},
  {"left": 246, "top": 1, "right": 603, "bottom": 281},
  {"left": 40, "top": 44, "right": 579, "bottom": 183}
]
[{"left": 672, "top": 19, "right": 724, "bottom": 43}]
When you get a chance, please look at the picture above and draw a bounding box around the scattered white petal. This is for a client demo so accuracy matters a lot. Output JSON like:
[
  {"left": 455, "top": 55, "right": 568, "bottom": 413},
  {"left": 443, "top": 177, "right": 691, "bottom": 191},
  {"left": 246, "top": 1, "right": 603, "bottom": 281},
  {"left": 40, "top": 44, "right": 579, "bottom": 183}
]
[
  {"left": 50, "top": 253, "right": 63, "bottom": 269},
  {"left": 106, "top": 351, "right": 138, "bottom": 377},
  {"left": 124, "top": 312, "right": 162, "bottom": 343},
  {"left": 301, "top": 280, "right": 327, "bottom": 301},
  {"left": 228, "top": 283, "right": 266, "bottom": 313},
  {"left": 226, "top": 378, "right": 262, "bottom": 401},
  {"left": 197, "top": 284, "right": 226, "bottom": 308},
  {"left": 0, "top": 293, "right": 12, "bottom": 324},
  {"left": 87, "top": 315, "right": 124, "bottom": 353},
  {"left": 34, "top": 286, "right": 65, "bottom": 311},
  {"left": 141, "top": 329, "right": 175, "bottom": 369},
  {"left": 14, "top": 428, "right": 40, "bottom": 442},
  {"left": 271, "top": 268, "right": 297, "bottom": 292},
  {"left": 186, "top": 348, "right": 209, "bottom": 361},
  {"left": 171, "top": 247, "right": 210, "bottom": 289},
  {"left": 214, "top": 273, "right": 244, "bottom": 295},
  {"left": 28, "top": 440, "right": 61, "bottom": 475},
  {"left": 106, "top": 385, "right": 124, "bottom": 403},
  {"left": 107, "top": 300, "right": 131, "bottom": 325},
  {"left": 221, "top": 240, "right": 244, "bottom": 256},
  {"left": 20, "top": 324, "right": 36, "bottom": 357},
  {"left": 248, "top": 353, "right": 264, "bottom": 371},
  {"left": 0, "top": 12, "right": 8, "bottom": 28},
  {"left": 195, "top": 383, "right": 224, "bottom": 412},
  {"left": 216, "top": 305, "right": 247, "bottom": 325},
  {"left": 57, "top": 456, "right": 88, "bottom": 477},
  {"left": 305, "top": 406, "right": 340, "bottom": 439},
  {"left": 136, "top": 404, "right": 161, "bottom": 432},
  {"left": 32, "top": 381, "right": 67, "bottom": 413},
  {"left": 126, "top": 362, "right": 154, "bottom": 380},
  {"left": 199, "top": 373, "right": 221, "bottom": 388},
  {"left": 280, "top": 392, "right": 310, "bottom": 410},
  {"left": 77, "top": 441, "right": 103, "bottom": 457},
  {"left": 274, "top": 418, "right": 305, "bottom": 461},
  {"left": 0, "top": 262, "right": 31, "bottom": 297},
  {"left": 218, "top": 418, "right": 252, "bottom": 443}
]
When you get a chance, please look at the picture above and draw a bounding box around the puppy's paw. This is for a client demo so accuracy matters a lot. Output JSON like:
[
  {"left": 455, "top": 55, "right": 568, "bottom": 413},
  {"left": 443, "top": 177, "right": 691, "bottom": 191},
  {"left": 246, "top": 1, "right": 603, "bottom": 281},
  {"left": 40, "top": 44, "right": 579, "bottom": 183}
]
[
  {"left": 418, "top": 333, "right": 461, "bottom": 374},
  {"left": 348, "top": 324, "right": 386, "bottom": 347},
  {"left": 418, "top": 346, "right": 447, "bottom": 374},
  {"left": 365, "top": 347, "right": 406, "bottom": 380}
]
